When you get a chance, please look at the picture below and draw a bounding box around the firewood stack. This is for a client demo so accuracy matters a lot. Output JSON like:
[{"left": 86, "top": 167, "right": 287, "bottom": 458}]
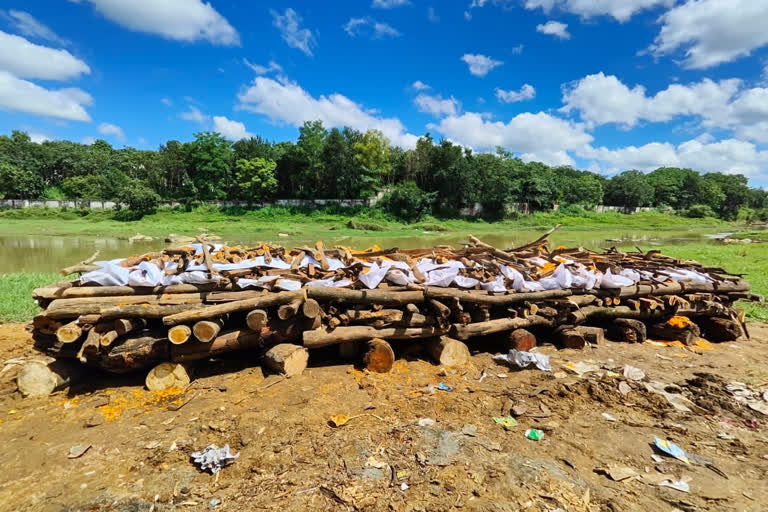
[{"left": 28, "top": 228, "right": 759, "bottom": 377}]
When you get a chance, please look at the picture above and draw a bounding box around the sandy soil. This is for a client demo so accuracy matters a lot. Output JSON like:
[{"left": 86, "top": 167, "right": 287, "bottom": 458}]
[{"left": 0, "top": 322, "right": 766, "bottom": 512}]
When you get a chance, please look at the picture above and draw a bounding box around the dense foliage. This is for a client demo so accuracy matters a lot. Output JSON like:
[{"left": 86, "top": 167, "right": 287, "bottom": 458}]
[{"left": 0, "top": 125, "right": 766, "bottom": 220}]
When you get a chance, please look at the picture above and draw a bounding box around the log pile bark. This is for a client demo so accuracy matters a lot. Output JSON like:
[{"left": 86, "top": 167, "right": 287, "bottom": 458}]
[{"left": 28, "top": 232, "right": 760, "bottom": 383}]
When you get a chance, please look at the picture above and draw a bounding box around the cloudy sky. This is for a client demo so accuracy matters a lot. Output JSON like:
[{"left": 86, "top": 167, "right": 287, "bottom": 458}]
[{"left": 1, "top": 0, "right": 767, "bottom": 186}]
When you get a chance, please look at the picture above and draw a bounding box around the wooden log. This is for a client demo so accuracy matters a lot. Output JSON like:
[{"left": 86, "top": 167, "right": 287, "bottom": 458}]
[
  {"left": 696, "top": 317, "right": 742, "bottom": 342},
  {"left": 44, "top": 294, "right": 205, "bottom": 319},
  {"left": 76, "top": 328, "right": 101, "bottom": 363},
  {"left": 559, "top": 326, "right": 605, "bottom": 349},
  {"left": 278, "top": 296, "right": 305, "bottom": 320},
  {"left": 33, "top": 283, "right": 220, "bottom": 299},
  {"left": 345, "top": 309, "right": 432, "bottom": 327},
  {"left": 163, "top": 290, "right": 304, "bottom": 326},
  {"left": 16, "top": 360, "right": 79, "bottom": 397},
  {"left": 60, "top": 250, "right": 100, "bottom": 276},
  {"left": 363, "top": 338, "right": 395, "bottom": 373},
  {"left": 306, "top": 287, "right": 425, "bottom": 305},
  {"left": 246, "top": 309, "right": 268, "bottom": 331},
  {"left": 192, "top": 320, "right": 223, "bottom": 343},
  {"left": 77, "top": 314, "right": 102, "bottom": 325},
  {"left": 508, "top": 328, "right": 536, "bottom": 352},
  {"left": 428, "top": 336, "right": 471, "bottom": 366},
  {"left": 145, "top": 362, "right": 191, "bottom": 391},
  {"left": 303, "top": 326, "right": 447, "bottom": 348},
  {"left": 100, "top": 330, "right": 119, "bottom": 348},
  {"left": 426, "top": 287, "right": 573, "bottom": 305},
  {"left": 196, "top": 236, "right": 217, "bottom": 276},
  {"left": 611, "top": 318, "right": 646, "bottom": 344},
  {"left": 99, "top": 304, "right": 205, "bottom": 320},
  {"left": 427, "top": 299, "right": 451, "bottom": 321},
  {"left": 264, "top": 344, "right": 309, "bottom": 377},
  {"left": 115, "top": 318, "right": 146, "bottom": 336},
  {"left": 302, "top": 298, "right": 321, "bottom": 319},
  {"left": 648, "top": 317, "right": 701, "bottom": 345},
  {"left": 95, "top": 332, "right": 169, "bottom": 374},
  {"left": 56, "top": 321, "right": 83, "bottom": 344},
  {"left": 451, "top": 315, "right": 552, "bottom": 341},
  {"left": 168, "top": 325, "right": 192, "bottom": 345},
  {"left": 32, "top": 315, "right": 63, "bottom": 336},
  {"left": 471, "top": 306, "right": 491, "bottom": 323},
  {"left": 170, "top": 329, "right": 262, "bottom": 363}
]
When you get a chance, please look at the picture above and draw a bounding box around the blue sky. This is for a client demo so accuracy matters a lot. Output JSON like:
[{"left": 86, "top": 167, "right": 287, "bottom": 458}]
[{"left": 1, "top": 0, "right": 768, "bottom": 186}]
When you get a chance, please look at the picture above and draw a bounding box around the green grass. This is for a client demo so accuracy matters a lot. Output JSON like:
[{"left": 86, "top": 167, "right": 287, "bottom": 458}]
[
  {"left": 0, "top": 272, "right": 60, "bottom": 323},
  {"left": 0, "top": 206, "right": 731, "bottom": 240},
  {"left": 653, "top": 244, "right": 768, "bottom": 322}
]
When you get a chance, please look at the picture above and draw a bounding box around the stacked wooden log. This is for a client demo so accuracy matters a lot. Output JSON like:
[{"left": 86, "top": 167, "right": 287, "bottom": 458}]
[{"left": 29, "top": 229, "right": 759, "bottom": 379}]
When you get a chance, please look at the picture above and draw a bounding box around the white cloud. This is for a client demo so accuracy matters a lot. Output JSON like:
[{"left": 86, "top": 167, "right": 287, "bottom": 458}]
[
  {"left": 524, "top": 0, "right": 673, "bottom": 22},
  {"left": 580, "top": 138, "right": 768, "bottom": 177},
  {"left": 561, "top": 72, "right": 768, "bottom": 142},
  {"left": 414, "top": 93, "right": 460, "bottom": 117},
  {"left": 70, "top": 0, "right": 239, "bottom": 46},
  {"left": 161, "top": 97, "right": 172, "bottom": 106},
  {"left": 244, "top": 59, "right": 282, "bottom": 75},
  {"left": 98, "top": 122, "right": 125, "bottom": 141},
  {"left": 179, "top": 105, "right": 208, "bottom": 124},
  {"left": 271, "top": 8, "right": 315, "bottom": 56},
  {"left": 649, "top": 0, "right": 768, "bottom": 69},
  {"left": 495, "top": 84, "right": 536, "bottom": 103},
  {"left": 0, "top": 31, "right": 89, "bottom": 81},
  {"left": 427, "top": 7, "right": 439, "bottom": 22},
  {"left": 237, "top": 76, "right": 418, "bottom": 148},
  {"left": 461, "top": 53, "right": 503, "bottom": 77},
  {"left": 1, "top": 10, "right": 69, "bottom": 45},
  {"left": 0, "top": 70, "right": 92, "bottom": 121},
  {"left": 411, "top": 80, "right": 430, "bottom": 90},
  {"left": 372, "top": 0, "right": 410, "bottom": 8},
  {"left": 511, "top": 44, "right": 524, "bottom": 54},
  {"left": 213, "top": 116, "right": 252, "bottom": 140},
  {"left": 28, "top": 132, "right": 50, "bottom": 143},
  {"left": 429, "top": 111, "right": 592, "bottom": 166},
  {"left": 344, "top": 17, "right": 401, "bottom": 38},
  {"left": 536, "top": 21, "right": 570, "bottom": 40},
  {"left": 464, "top": 0, "right": 513, "bottom": 20}
]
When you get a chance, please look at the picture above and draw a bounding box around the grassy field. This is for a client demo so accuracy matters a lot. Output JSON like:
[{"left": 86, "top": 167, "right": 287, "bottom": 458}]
[
  {"left": 0, "top": 206, "right": 731, "bottom": 239},
  {"left": 1, "top": 244, "right": 765, "bottom": 324}
]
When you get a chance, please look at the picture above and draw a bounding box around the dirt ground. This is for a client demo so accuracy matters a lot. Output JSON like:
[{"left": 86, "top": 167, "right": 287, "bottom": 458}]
[{"left": 0, "top": 322, "right": 767, "bottom": 512}]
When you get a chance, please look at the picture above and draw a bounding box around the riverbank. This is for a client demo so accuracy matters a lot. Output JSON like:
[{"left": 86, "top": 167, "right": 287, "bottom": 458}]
[{"left": 0, "top": 206, "right": 729, "bottom": 239}]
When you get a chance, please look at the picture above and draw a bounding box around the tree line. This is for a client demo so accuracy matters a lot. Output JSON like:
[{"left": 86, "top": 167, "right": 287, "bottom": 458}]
[{"left": 1, "top": 122, "right": 766, "bottom": 221}]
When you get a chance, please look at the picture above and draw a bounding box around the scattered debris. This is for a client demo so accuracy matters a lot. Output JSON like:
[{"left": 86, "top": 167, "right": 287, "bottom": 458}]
[
  {"left": 493, "top": 416, "right": 518, "bottom": 429},
  {"left": 190, "top": 444, "right": 240, "bottom": 474},
  {"left": 653, "top": 437, "right": 690, "bottom": 464},
  {"left": 68, "top": 444, "right": 91, "bottom": 459},
  {"left": 622, "top": 365, "right": 645, "bottom": 381},
  {"left": 437, "top": 382, "right": 453, "bottom": 392},
  {"left": 601, "top": 412, "right": 617, "bottom": 422},
  {"left": 525, "top": 429, "right": 544, "bottom": 441},
  {"left": 494, "top": 350, "right": 551, "bottom": 372},
  {"left": 659, "top": 478, "right": 691, "bottom": 493}
]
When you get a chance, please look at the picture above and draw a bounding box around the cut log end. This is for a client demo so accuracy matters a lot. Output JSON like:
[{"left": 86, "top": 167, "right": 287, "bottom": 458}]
[
  {"left": 301, "top": 298, "right": 321, "bottom": 319},
  {"left": 192, "top": 320, "right": 222, "bottom": 343},
  {"left": 428, "top": 336, "right": 471, "bottom": 367},
  {"left": 264, "top": 343, "right": 309, "bottom": 377},
  {"left": 246, "top": 309, "right": 268, "bottom": 331},
  {"left": 508, "top": 329, "right": 536, "bottom": 352},
  {"left": 145, "top": 362, "right": 191, "bottom": 391},
  {"left": 56, "top": 321, "right": 83, "bottom": 344},
  {"left": 168, "top": 325, "right": 192, "bottom": 345},
  {"left": 362, "top": 338, "right": 395, "bottom": 373}
]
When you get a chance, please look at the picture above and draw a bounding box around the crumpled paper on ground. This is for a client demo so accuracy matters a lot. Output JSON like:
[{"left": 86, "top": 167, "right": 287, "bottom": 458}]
[
  {"left": 191, "top": 444, "right": 240, "bottom": 474},
  {"left": 493, "top": 349, "right": 552, "bottom": 372}
]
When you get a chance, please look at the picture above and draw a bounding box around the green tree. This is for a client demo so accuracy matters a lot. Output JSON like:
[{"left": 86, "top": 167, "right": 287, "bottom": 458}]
[
  {"left": 115, "top": 180, "right": 160, "bottom": 219},
  {"left": 187, "top": 132, "right": 232, "bottom": 200},
  {"left": 561, "top": 173, "right": 604, "bottom": 207},
  {"left": 353, "top": 129, "right": 392, "bottom": 198},
  {"left": 604, "top": 170, "right": 654, "bottom": 208},
  {"left": 234, "top": 158, "right": 278, "bottom": 201},
  {"left": 0, "top": 161, "right": 45, "bottom": 199},
  {"left": 295, "top": 120, "right": 327, "bottom": 197}
]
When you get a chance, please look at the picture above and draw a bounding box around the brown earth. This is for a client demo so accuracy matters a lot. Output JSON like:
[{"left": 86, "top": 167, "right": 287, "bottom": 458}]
[{"left": 0, "top": 322, "right": 767, "bottom": 512}]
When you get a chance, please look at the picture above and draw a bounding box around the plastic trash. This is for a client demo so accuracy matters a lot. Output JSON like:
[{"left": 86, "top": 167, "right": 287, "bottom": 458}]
[
  {"left": 653, "top": 437, "right": 690, "bottom": 464},
  {"left": 659, "top": 478, "right": 691, "bottom": 493},
  {"left": 191, "top": 444, "right": 240, "bottom": 474},
  {"left": 493, "top": 350, "right": 551, "bottom": 372},
  {"left": 437, "top": 382, "right": 453, "bottom": 392},
  {"left": 417, "top": 418, "right": 435, "bottom": 427},
  {"left": 525, "top": 429, "right": 544, "bottom": 441},
  {"left": 493, "top": 416, "right": 518, "bottom": 429},
  {"left": 622, "top": 365, "right": 645, "bottom": 381}
]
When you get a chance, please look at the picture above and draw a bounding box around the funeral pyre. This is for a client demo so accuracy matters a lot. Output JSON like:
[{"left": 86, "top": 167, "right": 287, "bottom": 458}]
[{"left": 29, "top": 228, "right": 760, "bottom": 379}]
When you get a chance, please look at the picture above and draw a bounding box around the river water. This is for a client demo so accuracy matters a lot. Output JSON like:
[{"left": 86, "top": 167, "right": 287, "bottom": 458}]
[{"left": 0, "top": 228, "right": 739, "bottom": 274}]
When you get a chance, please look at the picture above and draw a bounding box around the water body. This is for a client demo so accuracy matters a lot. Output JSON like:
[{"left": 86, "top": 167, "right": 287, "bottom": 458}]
[{"left": 0, "top": 228, "right": 744, "bottom": 273}]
